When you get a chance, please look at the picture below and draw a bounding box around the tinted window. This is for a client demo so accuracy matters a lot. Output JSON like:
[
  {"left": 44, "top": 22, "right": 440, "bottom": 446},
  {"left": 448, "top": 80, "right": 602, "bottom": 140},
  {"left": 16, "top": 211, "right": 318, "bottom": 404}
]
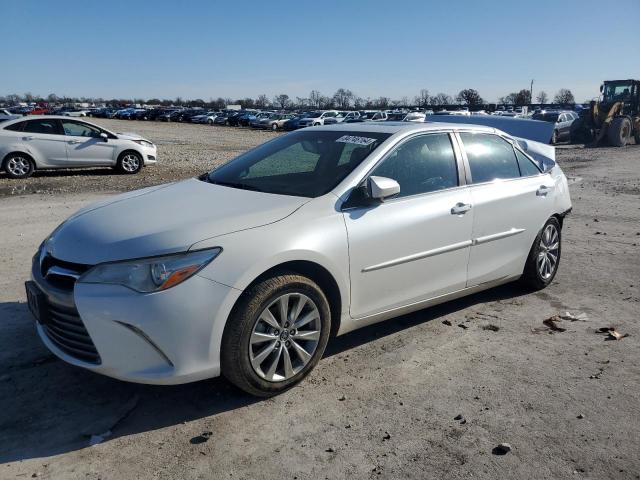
[
  {"left": 370, "top": 134, "right": 458, "bottom": 197},
  {"left": 515, "top": 149, "right": 541, "bottom": 176},
  {"left": 207, "top": 130, "right": 390, "bottom": 197},
  {"left": 62, "top": 121, "right": 102, "bottom": 137},
  {"left": 4, "top": 121, "right": 26, "bottom": 132},
  {"left": 460, "top": 133, "right": 520, "bottom": 183},
  {"left": 24, "top": 119, "right": 61, "bottom": 135}
]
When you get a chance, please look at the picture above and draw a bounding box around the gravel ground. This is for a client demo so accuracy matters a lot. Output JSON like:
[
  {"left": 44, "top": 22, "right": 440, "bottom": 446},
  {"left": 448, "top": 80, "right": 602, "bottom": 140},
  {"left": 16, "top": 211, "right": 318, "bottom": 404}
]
[{"left": 0, "top": 122, "right": 639, "bottom": 479}]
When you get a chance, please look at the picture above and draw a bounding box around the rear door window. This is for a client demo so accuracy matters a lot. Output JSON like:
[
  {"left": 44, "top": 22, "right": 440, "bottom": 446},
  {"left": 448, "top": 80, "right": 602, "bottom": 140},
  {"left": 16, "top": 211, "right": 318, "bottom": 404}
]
[
  {"left": 460, "top": 133, "right": 521, "bottom": 183},
  {"left": 23, "top": 119, "right": 62, "bottom": 135},
  {"left": 515, "top": 149, "right": 541, "bottom": 177},
  {"left": 4, "top": 121, "right": 26, "bottom": 132}
]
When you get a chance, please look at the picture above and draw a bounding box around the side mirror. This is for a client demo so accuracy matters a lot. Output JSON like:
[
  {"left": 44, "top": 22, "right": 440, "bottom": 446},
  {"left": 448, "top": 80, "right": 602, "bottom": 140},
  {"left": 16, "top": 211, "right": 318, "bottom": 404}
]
[
  {"left": 368, "top": 176, "right": 400, "bottom": 201},
  {"left": 100, "top": 132, "right": 108, "bottom": 142}
]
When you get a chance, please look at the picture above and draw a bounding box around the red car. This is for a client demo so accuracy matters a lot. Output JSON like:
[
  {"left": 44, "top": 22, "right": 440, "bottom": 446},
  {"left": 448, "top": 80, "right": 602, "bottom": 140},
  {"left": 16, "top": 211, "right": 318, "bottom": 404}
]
[{"left": 29, "top": 107, "right": 49, "bottom": 115}]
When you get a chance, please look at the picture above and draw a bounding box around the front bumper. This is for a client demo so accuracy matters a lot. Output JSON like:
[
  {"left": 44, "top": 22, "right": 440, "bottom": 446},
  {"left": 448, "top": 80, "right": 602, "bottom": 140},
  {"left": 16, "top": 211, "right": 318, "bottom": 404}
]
[
  {"left": 30, "top": 255, "right": 241, "bottom": 384},
  {"left": 140, "top": 145, "right": 158, "bottom": 165}
]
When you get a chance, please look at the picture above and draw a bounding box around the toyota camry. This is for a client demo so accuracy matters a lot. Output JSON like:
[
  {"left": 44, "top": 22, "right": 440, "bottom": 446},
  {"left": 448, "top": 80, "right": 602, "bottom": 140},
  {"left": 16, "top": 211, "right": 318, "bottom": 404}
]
[{"left": 25, "top": 122, "right": 571, "bottom": 396}]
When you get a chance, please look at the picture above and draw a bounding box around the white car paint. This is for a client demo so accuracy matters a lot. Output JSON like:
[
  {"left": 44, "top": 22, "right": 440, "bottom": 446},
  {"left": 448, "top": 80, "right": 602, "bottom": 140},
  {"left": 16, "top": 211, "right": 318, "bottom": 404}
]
[
  {"left": 298, "top": 110, "right": 339, "bottom": 127},
  {"left": 27, "top": 122, "right": 571, "bottom": 386},
  {"left": 0, "top": 116, "right": 157, "bottom": 173}
]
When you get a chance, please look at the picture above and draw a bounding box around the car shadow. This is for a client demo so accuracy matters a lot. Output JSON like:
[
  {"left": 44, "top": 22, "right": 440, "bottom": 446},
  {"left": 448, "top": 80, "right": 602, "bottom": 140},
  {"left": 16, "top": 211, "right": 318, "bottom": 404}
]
[{"left": 0, "top": 283, "right": 525, "bottom": 463}]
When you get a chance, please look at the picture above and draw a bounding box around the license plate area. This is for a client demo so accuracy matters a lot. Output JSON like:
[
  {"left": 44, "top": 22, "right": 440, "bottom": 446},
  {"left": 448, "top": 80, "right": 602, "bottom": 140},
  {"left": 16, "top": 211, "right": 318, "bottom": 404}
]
[{"left": 25, "top": 281, "right": 49, "bottom": 325}]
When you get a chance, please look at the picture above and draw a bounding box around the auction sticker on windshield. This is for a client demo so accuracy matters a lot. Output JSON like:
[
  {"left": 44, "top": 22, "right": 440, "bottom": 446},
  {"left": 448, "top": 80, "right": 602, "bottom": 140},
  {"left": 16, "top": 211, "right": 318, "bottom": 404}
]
[{"left": 336, "top": 135, "right": 377, "bottom": 146}]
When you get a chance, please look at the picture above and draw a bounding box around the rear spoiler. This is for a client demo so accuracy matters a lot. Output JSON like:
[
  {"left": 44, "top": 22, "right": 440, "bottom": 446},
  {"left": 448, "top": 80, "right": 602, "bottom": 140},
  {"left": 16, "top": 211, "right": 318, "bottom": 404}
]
[{"left": 427, "top": 115, "right": 556, "bottom": 171}]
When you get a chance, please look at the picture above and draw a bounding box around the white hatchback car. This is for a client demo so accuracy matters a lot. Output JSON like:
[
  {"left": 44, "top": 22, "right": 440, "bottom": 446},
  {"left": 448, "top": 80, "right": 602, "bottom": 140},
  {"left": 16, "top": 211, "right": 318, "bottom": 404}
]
[
  {"left": 0, "top": 116, "right": 157, "bottom": 178},
  {"left": 26, "top": 122, "right": 571, "bottom": 396}
]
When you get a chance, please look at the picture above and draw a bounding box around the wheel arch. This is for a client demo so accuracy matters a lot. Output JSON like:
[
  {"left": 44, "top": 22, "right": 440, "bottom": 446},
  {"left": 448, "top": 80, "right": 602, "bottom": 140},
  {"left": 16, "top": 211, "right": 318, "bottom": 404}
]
[
  {"left": 2, "top": 150, "right": 37, "bottom": 169},
  {"left": 237, "top": 260, "right": 343, "bottom": 337}
]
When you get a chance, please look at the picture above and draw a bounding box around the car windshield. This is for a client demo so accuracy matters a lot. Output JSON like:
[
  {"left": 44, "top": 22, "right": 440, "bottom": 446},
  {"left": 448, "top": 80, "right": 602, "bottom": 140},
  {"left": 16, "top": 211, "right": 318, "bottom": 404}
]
[{"left": 206, "top": 130, "right": 391, "bottom": 197}]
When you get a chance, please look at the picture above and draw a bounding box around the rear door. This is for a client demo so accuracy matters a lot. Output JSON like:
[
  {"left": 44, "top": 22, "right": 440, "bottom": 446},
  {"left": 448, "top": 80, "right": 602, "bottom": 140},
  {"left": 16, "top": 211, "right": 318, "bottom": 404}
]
[
  {"left": 61, "top": 120, "right": 117, "bottom": 166},
  {"left": 21, "top": 119, "right": 68, "bottom": 166},
  {"left": 343, "top": 132, "right": 474, "bottom": 319},
  {"left": 457, "top": 132, "right": 554, "bottom": 286}
]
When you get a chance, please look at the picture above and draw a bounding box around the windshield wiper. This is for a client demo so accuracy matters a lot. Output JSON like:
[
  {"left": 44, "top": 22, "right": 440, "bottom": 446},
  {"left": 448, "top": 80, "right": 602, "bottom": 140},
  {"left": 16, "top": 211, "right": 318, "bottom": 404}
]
[{"left": 208, "top": 179, "right": 265, "bottom": 192}]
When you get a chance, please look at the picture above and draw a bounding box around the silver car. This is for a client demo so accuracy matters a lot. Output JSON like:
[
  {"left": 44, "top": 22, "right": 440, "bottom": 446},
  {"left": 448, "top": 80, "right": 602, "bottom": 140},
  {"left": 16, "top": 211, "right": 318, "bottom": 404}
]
[
  {"left": 0, "top": 116, "right": 157, "bottom": 178},
  {"left": 26, "top": 122, "right": 571, "bottom": 396}
]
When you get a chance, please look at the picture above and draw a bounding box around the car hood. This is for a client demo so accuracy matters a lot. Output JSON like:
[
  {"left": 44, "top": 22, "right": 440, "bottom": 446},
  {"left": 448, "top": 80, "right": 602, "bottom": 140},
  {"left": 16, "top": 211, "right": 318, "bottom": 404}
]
[
  {"left": 47, "top": 178, "right": 309, "bottom": 265},
  {"left": 116, "top": 132, "right": 153, "bottom": 143}
]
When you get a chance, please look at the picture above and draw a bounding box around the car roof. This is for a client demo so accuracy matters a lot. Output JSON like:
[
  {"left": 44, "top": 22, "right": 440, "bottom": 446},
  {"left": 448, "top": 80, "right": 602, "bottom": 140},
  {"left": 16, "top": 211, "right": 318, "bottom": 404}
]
[{"left": 312, "top": 121, "right": 496, "bottom": 134}]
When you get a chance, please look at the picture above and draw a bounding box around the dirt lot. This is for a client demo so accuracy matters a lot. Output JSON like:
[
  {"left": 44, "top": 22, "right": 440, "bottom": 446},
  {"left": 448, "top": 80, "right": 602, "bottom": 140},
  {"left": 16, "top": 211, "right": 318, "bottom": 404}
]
[{"left": 0, "top": 121, "right": 639, "bottom": 479}]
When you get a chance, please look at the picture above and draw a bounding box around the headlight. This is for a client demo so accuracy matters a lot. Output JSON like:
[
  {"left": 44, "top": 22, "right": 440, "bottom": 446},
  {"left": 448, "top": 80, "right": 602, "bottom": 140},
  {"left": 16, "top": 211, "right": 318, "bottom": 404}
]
[
  {"left": 78, "top": 248, "right": 221, "bottom": 293},
  {"left": 132, "top": 139, "right": 154, "bottom": 147}
]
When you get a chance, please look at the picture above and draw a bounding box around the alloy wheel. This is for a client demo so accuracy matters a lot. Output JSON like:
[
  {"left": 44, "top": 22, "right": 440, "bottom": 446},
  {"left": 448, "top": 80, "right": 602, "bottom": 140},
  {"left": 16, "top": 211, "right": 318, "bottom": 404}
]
[
  {"left": 7, "top": 156, "right": 31, "bottom": 177},
  {"left": 121, "top": 154, "right": 140, "bottom": 173},
  {"left": 249, "top": 293, "right": 321, "bottom": 382},
  {"left": 537, "top": 224, "right": 559, "bottom": 280}
]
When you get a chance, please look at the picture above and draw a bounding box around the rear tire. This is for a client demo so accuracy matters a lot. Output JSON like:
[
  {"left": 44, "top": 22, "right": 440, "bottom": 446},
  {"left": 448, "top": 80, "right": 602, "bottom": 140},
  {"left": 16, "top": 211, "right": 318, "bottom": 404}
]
[
  {"left": 521, "top": 217, "right": 561, "bottom": 290},
  {"left": 608, "top": 117, "right": 631, "bottom": 147},
  {"left": 116, "top": 151, "right": 143, "bottom": 174},
  {"left": 550, "top": 129, "right": 558, "bottom": 145},
  {"left": 272, "top": 123, "right": 278, "bottom": 131},
  {"left": 221, "top": 274, "right": 331, "bottom": 397},
  {"left": 3, "top": 153, "right": 35, "bottom": 179}
]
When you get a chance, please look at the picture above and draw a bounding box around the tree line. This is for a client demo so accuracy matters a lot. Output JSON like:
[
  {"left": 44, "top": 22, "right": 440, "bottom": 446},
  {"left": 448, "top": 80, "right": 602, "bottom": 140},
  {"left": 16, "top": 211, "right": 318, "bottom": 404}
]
[{"left": 1, "top": 87, "right": 577, "bottom": 109}]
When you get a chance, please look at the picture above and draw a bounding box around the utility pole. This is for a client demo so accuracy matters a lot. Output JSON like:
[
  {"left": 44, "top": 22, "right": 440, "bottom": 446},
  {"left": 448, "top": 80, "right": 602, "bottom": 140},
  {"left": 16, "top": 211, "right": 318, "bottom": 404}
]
[{"left": 530, "top": 79, "right": 534, "bottom": 104}]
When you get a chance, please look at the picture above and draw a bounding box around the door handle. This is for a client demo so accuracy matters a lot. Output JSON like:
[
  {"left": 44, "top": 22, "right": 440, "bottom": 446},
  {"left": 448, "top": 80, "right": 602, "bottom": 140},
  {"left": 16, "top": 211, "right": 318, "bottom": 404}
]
[
  {"left": 68, "top": 140, "right": 80, "bottom": 144},
  {"left": 536, "top": 185, "right": 553, "bottom": 196},
  {"left": 22, "top": 136, "right": 34, "bottom": 140},
  {"left": 451, "top": 202, "right": 472, "bottom": 215}
]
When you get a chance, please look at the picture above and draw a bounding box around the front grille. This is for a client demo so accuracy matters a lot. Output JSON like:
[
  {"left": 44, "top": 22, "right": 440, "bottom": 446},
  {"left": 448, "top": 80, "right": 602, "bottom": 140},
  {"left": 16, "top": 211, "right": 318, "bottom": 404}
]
[
  {"left": 43, "top": 303, "right": 101, "bottom": 364},
  {"left": 38, "top": 254, "right": 100, "bottom": 364}
]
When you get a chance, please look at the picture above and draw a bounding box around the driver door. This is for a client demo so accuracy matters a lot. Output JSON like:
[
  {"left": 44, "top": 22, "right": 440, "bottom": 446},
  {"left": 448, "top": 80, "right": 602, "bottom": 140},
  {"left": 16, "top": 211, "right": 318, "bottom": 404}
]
[
  {"left": 61, "top": 120, "right": 117, "bottom": 166},
  {"left": 343, "top": 133, "right": 474, "bottom": 319}
]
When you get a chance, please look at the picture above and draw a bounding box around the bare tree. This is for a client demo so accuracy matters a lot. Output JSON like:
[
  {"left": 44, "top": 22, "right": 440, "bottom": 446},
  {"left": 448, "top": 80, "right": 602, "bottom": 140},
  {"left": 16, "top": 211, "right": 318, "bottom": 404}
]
[
  {"left": 414, "top": 89, "right": 430, "bottom": 108},
  {"left": 554, "top": 89, "right": 575, "bottom": 104},
  {"left": 309, "top": 90, "right": 322, "bottom": 108},
  {"left": 430, "top": 93, "right": 452, "bottom": 106},
  {"left": 333, "top": 88, "right": 354, "bottom": 109},
  {"left": 514, "top": 89, "right": 531, "bottom": 105},
  {"left": 255, "top": 94, "right": 270, "bottom": 108},
  {"left": 536, "top": 91, "right": 548, "bottom": 104},
  {"left": 456, "top": 89, "right": 484, "bottom": 106},
  {"left": 274, "top": 94, "right": 291, "bottom": 110},
  {"left": 353, "top": 97, "right": 365, "bottom": 109}
]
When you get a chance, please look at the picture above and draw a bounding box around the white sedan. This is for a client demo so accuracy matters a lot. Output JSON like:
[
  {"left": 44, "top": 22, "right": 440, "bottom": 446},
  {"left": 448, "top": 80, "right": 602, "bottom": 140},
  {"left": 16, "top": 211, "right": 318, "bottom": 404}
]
[
  {"left": 26, "top": 122, "right": 571, "bottom": 396},
  {"left": 0, "top": 116, "right": 157, "bottom": 178}
]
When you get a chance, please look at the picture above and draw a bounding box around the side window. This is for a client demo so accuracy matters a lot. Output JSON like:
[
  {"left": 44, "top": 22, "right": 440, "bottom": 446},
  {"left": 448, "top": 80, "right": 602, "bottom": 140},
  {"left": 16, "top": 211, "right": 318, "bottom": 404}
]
[
  {"left": 4, "top": 121, "right": 26, "bottom": 132},
  {"left": 61, "top": 121, "right": 102, "bottom": 138},
  {"left": 460, "top": 133, "right": 520, "bottom": 183},
  {"left": 369, "top": 133, "right": 458, "bottom": 198},
  {"left": 23, "top": 119, "right": 61, "bottom": 135},
  {"left": 515, "top": 149, "right": 541, "bottom": 176}
]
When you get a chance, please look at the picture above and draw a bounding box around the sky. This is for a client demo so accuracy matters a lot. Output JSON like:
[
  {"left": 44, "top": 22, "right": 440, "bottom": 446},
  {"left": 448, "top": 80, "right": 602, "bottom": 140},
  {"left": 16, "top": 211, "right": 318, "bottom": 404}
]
[{"left": 2, "top": 0, "right": 639, "bottom": 103}]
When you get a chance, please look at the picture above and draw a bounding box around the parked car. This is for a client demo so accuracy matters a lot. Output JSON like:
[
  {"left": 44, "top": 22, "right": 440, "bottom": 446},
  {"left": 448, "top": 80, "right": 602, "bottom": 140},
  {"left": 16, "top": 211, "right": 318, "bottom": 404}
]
[
  {"left": 252, "top": 113, "right": 296, "bottom": 130},
  {"left": 385, "top": 112, "right": 426, "bottom": 122},
  {"left": 237, "top": 110, "right": 262, "bottom": 127},
  {"left": 24, "top": 122, "right": 571, "bottom": 396},
  {"left": 191, "top": 111, "right": 221, "bottom": 124},
  {"left": 0, "top": 109, "right": 21, "bottom": 122},
  {"left": 282, "top": 113, "right": 311, "bottom": 131},
  {"left": 158, "top": 109, "right": 183, "bottom": 122},
  {"left": 213, "top": 112, "right": 232, "bottom": 125},
  {"left": 28, "top": 107, "right": 50, "bottom": 115},
  {"left": 532, "top": 110, "right": 578, "bottom": 144},
  {"left": 297, "top": 110, "right": 339, "bottom": 127},
  {"left": 0, "top": 116, "right": 157, "bottom": 178},
  {"left": 227, "top": 111, "right": 251, "bottom": 127},
  {"left": 323, "top": 111, "right": 361, "bottom": 125},
  {"left": 58, "top": 109, "right": 90, "bottom": 117}
]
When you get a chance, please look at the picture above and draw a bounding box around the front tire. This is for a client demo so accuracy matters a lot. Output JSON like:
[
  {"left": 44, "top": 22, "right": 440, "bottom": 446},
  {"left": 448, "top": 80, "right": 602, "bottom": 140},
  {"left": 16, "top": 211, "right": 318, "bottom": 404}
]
[
  {"left": 3, "top": 154, "right": 35, "bottom": 179},
  {"left": 116, "top": 151, "right": 143, "bottom": 174},
  {"left": 608, "top": 116, "right": 631, "bottom": 147},
  {"left": 521, "top": 217, "right": 561, "bottom": 290},
  {"left": 550, "top": 129, "right": 558, "bottom": 145},
  {"left": 221, "top": 274, "right": 331, "bottom": 397},
  {"left": 272, "top": 123, "right": 278, "bottom": 131}
]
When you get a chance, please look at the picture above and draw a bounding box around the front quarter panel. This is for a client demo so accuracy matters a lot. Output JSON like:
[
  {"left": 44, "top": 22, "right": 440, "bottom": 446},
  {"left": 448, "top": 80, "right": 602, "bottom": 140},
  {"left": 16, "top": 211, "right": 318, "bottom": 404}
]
[{"left": 191, "top": 195, "right": 350, "bottom": 313}]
